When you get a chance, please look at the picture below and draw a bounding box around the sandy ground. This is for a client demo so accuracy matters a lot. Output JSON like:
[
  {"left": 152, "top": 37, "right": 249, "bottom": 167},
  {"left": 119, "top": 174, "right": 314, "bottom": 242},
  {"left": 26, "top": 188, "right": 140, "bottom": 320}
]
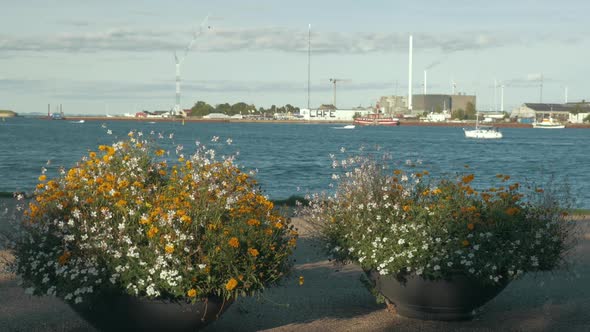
[{"left": 1, "top": 196, "right": 590, "bottom": 331}]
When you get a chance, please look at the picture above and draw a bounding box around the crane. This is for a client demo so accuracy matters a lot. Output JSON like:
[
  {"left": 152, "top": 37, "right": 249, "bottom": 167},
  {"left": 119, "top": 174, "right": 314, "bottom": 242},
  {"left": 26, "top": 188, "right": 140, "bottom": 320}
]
[
  {"left": 329, "top": 78, "right": 351, "bottom": 108},
  {"left": 173, "top": 15, "right": 210, "bottom": 117}
]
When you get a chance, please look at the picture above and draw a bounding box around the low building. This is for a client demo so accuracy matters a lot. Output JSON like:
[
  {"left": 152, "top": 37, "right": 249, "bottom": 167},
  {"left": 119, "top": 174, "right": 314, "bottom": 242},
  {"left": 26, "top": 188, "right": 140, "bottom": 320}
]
[
  {"left": 424, "top": 111, "right": 451, "bottom": 122},
  {"left": 299, "top": 104, "right": 372, "bottom": 121},
  {"left": 203, "top": 113, "right": 230, "bottom": 119},
  {"left": 511, "top": 102, "right": 590, "bottom": 123}
]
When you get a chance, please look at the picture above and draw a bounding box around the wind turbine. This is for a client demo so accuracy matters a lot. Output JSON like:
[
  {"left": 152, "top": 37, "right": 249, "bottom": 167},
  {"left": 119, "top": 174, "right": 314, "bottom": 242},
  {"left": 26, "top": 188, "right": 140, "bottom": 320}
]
[
  {"left": 329, "top": 78, "right": 351, "bottom": 108},
  {"left": 173, "top": 15, "right": 210, "bottom": 117}
]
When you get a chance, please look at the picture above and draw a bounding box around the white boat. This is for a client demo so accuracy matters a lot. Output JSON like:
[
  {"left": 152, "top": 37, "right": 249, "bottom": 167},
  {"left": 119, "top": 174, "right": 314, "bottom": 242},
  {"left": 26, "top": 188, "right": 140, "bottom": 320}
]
[
  {"left": 532, "top": 117, "right": 565, "bottom": 129},
  {"left": 463, "top": 112, "right": 502, "bottom": 139},
  {"left": 333, "top": 125, "right": 355, "bottom": 129},
  {"left": 70, "top": 120, "right": 85, "bottom": 124}
]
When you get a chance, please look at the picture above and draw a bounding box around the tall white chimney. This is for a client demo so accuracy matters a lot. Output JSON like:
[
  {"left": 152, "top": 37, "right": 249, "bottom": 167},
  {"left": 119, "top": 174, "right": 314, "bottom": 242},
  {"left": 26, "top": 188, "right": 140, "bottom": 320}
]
[
  {"left": 408, "top": 35, "right": 413, "bottom": 111},
  {"left": 423, "top": 70, "right": 427, "bottom": 95}
]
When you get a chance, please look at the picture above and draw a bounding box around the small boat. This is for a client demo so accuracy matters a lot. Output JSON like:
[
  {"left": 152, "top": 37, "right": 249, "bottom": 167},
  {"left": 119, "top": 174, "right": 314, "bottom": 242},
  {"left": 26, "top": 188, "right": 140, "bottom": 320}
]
[
  {"left": 532, "top": 117, "right": 565, "bottom": 129},
  {"left": 333, "top": 125, "right": 355, "bottom": 129},
  {"left": 354, "top": 114, "right": 400, "bottom": 126},
  {"left": 70, "top": 120, "right": 85, "bottom": 124},
  {"left": 463, "top": 112, "right": 502, "bottom": 139}
]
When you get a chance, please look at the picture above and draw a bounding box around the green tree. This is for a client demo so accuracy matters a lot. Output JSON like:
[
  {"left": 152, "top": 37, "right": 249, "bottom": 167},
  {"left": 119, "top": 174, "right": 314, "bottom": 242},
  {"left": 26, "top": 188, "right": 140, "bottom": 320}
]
[
  {"left": 452, "top": 109, "right": 465, "bottom": 120},
  {"left": 189, "top": 101, "right": 215, "bottom": 117},
  {"left": 465, "top": 102, "right": 476, "bottom": 120},
  {"left": 215, "top": 103, "right": 232, "bottom": 114}
]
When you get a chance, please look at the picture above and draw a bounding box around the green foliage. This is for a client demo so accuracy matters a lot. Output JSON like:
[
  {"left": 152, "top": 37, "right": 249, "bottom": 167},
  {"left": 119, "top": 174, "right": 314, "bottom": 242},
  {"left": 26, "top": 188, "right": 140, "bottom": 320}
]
[
  {"left": 188, "top": 101, "right": 299, "bottom": 117},
  {"left": 465, "top": 102, "right": 476, "bottom": 120}
]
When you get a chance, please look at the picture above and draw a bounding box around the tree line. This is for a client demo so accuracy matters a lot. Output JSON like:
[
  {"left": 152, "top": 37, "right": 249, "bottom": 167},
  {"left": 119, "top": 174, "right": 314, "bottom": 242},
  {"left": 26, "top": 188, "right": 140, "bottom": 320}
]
[{"left": 188, "top": 101, "right": 300, "bottom": 117}]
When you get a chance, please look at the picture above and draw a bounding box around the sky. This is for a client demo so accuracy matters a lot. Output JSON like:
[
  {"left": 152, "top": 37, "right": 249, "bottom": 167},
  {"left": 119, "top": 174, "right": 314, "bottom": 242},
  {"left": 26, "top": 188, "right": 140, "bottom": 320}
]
[{"left": 1, "top": 0, "right": 589, "bottom": 115}]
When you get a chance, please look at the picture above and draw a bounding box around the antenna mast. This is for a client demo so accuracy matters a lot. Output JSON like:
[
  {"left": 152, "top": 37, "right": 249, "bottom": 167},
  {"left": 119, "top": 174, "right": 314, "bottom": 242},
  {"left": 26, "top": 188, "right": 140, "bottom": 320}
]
[{"left": 308, "top": 24, "right": 311, "bottom": 110}]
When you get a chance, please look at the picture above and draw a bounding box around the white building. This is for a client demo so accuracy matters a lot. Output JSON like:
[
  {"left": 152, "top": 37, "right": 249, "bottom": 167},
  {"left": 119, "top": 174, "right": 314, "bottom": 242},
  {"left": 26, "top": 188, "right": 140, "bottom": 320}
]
[
  {"left": 299, "top": 107, "right": 371, "bottom": 121},
  {"left": 424, "top": 111, "right": 451, "bottom": 122},
  {"left": 203, "top": 113, "right": 230, "bottom": 119}
]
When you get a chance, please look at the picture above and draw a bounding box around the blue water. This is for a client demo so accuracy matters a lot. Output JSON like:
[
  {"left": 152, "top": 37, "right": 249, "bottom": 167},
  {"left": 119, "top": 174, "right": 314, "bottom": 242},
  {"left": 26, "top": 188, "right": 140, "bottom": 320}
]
[{"left": 1, "top": 117, "right": 589, "bottom": 208}]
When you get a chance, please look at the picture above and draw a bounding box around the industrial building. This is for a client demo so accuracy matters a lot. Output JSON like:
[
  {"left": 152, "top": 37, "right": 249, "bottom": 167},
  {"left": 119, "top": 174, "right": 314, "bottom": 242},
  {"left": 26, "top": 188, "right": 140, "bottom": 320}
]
[{"left": 379, "top": 94, "right": 476, "bottom": 117}]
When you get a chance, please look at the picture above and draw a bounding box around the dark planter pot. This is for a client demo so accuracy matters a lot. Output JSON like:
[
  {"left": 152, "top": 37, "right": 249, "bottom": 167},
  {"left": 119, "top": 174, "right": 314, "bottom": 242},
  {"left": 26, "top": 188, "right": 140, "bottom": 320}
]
[
  {"left": 70, "top": 294, "right": 231, "bottom": 331},
  {"left": 368, "top": 271, "right": 508, "bottom": 321}
]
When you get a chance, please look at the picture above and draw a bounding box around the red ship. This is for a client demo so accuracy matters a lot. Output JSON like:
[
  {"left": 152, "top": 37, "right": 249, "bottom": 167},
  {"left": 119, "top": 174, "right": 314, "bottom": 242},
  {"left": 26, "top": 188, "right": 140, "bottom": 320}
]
[{"left": 353, "top": 113, "right": 400, "bottom": 126}]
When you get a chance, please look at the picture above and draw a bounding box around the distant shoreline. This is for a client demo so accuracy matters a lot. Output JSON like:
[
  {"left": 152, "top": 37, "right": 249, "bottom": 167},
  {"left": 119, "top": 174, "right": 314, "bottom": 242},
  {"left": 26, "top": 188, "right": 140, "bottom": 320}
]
[{"left": 33, "top": 116, "right": 590, "bottom": 129}]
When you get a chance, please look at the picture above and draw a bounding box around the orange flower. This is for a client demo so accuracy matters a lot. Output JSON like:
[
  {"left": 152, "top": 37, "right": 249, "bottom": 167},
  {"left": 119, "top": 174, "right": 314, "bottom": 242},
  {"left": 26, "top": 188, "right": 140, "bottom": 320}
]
[
  {"left": 58, "top": 251, "right": 71, "bottom": 265},
  {"left": 38, "top": 174, "right": 47, "bottom": 182},
  {"left": 225, "top": 278, "right": 238, "bottom": 291},
  {"left": 187, "top": 288, "right": 197, "bottom": 297},
  {"left": 462, "top": 240, "right": 470, "bottom": 247},
  {"left": 467, "top": 223, "right": 475, "bottom": 231},
  {"left": 505, "top": 207, "right": 519, "bottom": 216},
  {"left": 228, "top": 237, "right": 239, "bottom": 248},
  {"left": 147, "top": 226, "right": 159, "bottom": 238},
  {"left": 247, "top": 219, "right": 260, "bottom": 226},
  {"left": 165, "top": 244, "right": 174, "bottom": 254},
  {"left": 155, "top": 149, "right": 165, "bottom": 156},
  {"left": 248, "top": 248, "right": 259, "bottom": 257},
  {"left": 461, "top": 174, "right": 474, "bottom": 184},
  {"left": 402, "top": 205, "right": 411, "bottom": 212}
]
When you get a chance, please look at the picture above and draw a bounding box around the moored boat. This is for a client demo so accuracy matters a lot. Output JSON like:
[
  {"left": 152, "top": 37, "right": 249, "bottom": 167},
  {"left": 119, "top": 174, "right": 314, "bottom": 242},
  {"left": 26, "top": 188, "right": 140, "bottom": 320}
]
[
  {"left": 463, "top": 112, "right": 502, "bottom": 139},
  {"left": 532, "top": 117, "right": 565, "bottom": 129},
  {"left": 354, "top": 114, "right": 400, "bottom": 126}
]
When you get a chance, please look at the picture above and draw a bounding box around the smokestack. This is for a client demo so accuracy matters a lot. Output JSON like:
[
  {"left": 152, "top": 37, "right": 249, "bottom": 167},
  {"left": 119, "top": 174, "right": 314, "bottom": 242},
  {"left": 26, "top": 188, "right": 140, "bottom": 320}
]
[
  {"left": 423, "top": 70, "right": 427, "bottom": 95},
  {"left": 408, "top": 35, "right": 413, "bottom": 111},
  {"left": 500, "top": 84, "right": 504, "bottom": 112}
]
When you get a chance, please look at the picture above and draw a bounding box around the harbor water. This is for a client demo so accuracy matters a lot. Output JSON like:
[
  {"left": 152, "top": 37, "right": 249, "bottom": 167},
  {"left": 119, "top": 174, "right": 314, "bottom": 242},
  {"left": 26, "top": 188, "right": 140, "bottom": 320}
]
[{"left": 1, "top": 117, "right": 589, "bottom": 208}]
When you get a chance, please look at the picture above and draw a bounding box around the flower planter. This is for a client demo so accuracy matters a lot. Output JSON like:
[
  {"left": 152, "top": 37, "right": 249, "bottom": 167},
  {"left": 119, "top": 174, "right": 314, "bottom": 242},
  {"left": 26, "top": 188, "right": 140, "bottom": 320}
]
[
  {"left": 368, "top": 271, "right": 508, "bottom": 321},
  {"left": 70, "top": 295, "right": 231, "bottom": 331}
]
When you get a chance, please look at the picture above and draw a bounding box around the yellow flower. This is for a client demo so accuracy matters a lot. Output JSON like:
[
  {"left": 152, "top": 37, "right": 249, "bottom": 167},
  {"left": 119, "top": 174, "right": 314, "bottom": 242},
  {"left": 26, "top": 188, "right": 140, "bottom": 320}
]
[
  {"left": 299, "top": 276, "right": 304, "bottom": 286},
  {"left": 38, "top": 174, "right": 47, "bottom": 182},
  {"left": 225, "top": 278, "right": 238, "bottom": 291},
  {"left": 165, "top": 244, "right": 174, "bottom": 254},
  {"left": 402, "top": 205, "right": 411, "bottom": 212},
  {"left": 155, "top": 149, "right": 165, "bottom": 156},
  {"left": 228, "top": 237, "right": 239, "bottom": 248},
  {"left": 462, "top": 240, "right": 470, "bottom": 247},
  {"left": 248, "top": 248, "right": 259, "bottom": 257},
  {"left": 187, "top": 288, "right": 197, "bottom": 297},
  {"left": 147, "top": 226, "right": 159, "bottom": 238}
]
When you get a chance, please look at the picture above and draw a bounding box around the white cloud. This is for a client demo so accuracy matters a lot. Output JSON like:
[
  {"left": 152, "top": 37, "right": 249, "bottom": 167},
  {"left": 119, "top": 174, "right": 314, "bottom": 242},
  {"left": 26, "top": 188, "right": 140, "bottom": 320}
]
[{"left": 0, "top": 27, "right": 555, "bottom": 55}]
